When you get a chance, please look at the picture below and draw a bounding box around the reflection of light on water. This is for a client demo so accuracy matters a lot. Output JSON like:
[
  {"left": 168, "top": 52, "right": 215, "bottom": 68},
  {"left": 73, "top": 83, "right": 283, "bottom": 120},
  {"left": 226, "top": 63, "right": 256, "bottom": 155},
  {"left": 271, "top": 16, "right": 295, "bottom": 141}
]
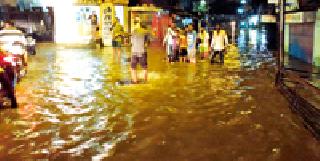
[
  {"left": 260, "top": 29, "right": 267, "bottom": 51},
  {"left": 53, "top": 50, "right": 102, "bottom": 97},
  {"left": 249, "top": 29, "right": 257, "bottom": 45},
  {"left": 34, "top": 49, "right": 134, "bottom": 159},
  {"left": 238, "top": 29, "right": 246, "bottom": 49}
]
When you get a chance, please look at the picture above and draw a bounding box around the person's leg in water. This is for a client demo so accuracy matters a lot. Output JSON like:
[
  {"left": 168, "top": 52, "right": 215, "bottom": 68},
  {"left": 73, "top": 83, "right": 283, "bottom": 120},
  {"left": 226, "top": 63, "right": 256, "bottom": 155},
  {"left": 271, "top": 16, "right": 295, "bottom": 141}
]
[
  {"left": 219, "top": 50, "right": 224, "bottom": 64},
  {"left": 191, "top": 49, "right": 196, "bottom": 63},
  {"left": 179, "top": 49, "right": 183, "bottom": 62},
  {"left": 0, "top": 68, "right": 17, "bottom": 108},
  {"left": 131, "top": 69, "right": 137, "bottom": 83},
  {"left": 168, "top": 45, "right": 173, "bottom": 62},
  {"left": 141, "top": 53, "right": 148, "bottom": 82},
  {"left": 187, "top": 48, "right": 191, "bottom": 63},
  {"left": 200, "top": 45, "right": 204, "bottom": 60},
  {"left": 131, "top": 55, "right": 138, "bottom": 83},
  {"left": 117, "top": 42, "right": 122, "bottom": 61},
  {"left": 211, "top": 51, "right": 218, "bottom": 64},
  {"left": 112, "top": 41, "right": 118, "bottom": 60},
  {"left": 204, "top": 47, "right": 209, "bottom": 59}
]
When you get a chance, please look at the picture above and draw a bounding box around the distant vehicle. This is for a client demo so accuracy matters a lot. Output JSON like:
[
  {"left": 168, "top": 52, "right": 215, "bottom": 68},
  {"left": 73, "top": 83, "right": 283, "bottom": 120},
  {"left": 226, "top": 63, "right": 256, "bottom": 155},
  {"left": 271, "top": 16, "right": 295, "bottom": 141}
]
[{"left": 0, "top": 29, "right": 28, "bottom": 81}]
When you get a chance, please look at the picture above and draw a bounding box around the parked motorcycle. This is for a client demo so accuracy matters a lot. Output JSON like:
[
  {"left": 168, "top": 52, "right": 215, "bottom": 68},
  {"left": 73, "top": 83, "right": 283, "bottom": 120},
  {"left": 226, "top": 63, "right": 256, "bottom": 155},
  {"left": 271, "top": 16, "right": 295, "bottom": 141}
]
[{"left": 0, "top": 29, "right": 28, "bottom": 82}]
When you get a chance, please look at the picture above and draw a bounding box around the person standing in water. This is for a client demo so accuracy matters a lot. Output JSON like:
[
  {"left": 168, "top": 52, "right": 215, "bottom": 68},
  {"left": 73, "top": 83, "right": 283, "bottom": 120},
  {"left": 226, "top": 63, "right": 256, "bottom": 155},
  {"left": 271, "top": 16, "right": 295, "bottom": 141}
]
[
  {"left": 163, "top": 24, "right": 176, "bottom": 62},
  {"left": 130, "top": 19, "right": 151, "bottom": 83},
  {"left": 111, "top": 18, "right": 124, "bottom": 60},
  {"left": 199, "top": 28, "right": 210, "bottom": 59},
  {"left": 179, "top": 28, "right": 188, "bottom": 62},
  {"left": 211, "top": 24, "right": 228, "bottom": 64},
  {"left": 186, "top": 24, "right": 197, "bottom": 63}
]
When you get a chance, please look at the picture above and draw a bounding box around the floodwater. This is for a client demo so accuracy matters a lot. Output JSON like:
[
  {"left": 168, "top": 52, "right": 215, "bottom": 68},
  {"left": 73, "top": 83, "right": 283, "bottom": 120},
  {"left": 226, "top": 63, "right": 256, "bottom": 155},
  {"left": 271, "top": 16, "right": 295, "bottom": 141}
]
[{"left": 0, "top": 44, "right": 319, "bottom": 161}]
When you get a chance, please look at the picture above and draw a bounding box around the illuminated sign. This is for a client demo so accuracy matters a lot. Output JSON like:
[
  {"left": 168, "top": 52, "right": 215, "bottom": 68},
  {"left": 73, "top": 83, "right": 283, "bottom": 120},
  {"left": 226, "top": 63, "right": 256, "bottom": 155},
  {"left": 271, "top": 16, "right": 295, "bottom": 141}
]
[
  {"left": 286, "top": 12, "right": 316, "bottom": 23},
  {"left": 101, "top": 3, "right": 113, "bottom": 46},
  {"left": 286, "top": 13, "right": 303, "bottom": 23},
  {"left": 268, "top": 0, "right": 278, "bottom": 4},
  {"left": 261, "top": 15, "right": 277, "bottom": 23}
]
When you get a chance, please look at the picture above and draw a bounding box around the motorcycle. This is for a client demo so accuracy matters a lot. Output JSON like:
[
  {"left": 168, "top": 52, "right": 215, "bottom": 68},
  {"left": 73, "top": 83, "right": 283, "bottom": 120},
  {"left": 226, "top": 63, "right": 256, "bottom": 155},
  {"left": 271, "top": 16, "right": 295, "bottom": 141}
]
[
  {"left": 0, "top": 50, "right": 17, "bottom": 108},
  {"left": 0, "top": 30, "right": 28, "bottom": 82}
]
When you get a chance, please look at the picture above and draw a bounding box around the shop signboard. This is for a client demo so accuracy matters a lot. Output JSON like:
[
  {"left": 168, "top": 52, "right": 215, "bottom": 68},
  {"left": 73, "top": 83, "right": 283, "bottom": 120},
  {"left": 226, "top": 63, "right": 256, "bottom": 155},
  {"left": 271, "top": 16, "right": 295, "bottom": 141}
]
[
  {"left": 112, "top": 0, "right": 129, "bottom": 5},
  {"left": 286, "top": 12, "right": 303, "bottom": 23},
  {"left": 101, "top": 3, "right": 113, "bottom": 46},
  {"left": 268, "top": 0, "right": 278, "bottom": 4},
  {"left": 286, "top": 12, "right": 316, "bottom": 23},
  {"left": 261, "top": 15, "right": 277, "bottom": 23},
  {"left": 268, "top": 0, "right": 298, "bottom": 5}
]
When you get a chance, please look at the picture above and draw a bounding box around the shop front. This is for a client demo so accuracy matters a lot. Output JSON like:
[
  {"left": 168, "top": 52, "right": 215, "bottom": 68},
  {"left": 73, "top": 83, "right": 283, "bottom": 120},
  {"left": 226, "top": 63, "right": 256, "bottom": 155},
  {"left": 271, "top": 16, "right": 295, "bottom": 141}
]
[
  {"left": 54, "top": 0, "right": 128, "bottom": 45},
  {"left": 286, "top": 11, "right": 317, "bottom": 65},
  {"left": 100, "top": 0, "right": 129, "bottom": 46},
  {"left": 129, "top": 5, "right": 162, "bottom": 42}
]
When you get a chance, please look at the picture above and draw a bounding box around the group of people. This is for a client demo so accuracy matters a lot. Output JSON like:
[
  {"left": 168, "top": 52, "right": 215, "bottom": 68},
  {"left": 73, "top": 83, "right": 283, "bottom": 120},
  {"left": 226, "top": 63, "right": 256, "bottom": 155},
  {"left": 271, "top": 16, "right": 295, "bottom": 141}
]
[
  {"left": 163, "top": 23, "right": 229, "bottom": 64},
  {"left": 102, "top": 17, "right": 229, "bottom": 84}
]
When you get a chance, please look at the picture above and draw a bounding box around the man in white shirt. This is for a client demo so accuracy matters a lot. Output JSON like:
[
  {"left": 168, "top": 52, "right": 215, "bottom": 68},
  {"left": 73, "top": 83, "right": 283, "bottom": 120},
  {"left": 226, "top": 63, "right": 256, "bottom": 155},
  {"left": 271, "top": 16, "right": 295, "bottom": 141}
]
[
  {"left": 163, "top": 24, "right": 176, "bottom": 62},
  {"left": 187, "top": 24, "right": 197, "bottom": 63},
  {"left": 211, "top": 24, "right": 228, "bottom": 64}
]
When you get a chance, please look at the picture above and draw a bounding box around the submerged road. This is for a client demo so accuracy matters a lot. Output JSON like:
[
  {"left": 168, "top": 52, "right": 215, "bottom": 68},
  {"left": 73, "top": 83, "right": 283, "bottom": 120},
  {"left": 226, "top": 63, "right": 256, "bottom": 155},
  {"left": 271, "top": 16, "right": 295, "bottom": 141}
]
[{"left": 0, "top": 44, "right": 319, "bottom": 161}]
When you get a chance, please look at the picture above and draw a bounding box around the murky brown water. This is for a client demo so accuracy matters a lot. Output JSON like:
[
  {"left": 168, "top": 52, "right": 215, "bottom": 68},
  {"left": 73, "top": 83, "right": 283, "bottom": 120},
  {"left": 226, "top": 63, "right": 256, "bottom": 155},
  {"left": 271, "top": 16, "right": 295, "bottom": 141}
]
[{"left": 0, "top": 44, "right": 319, "bottom": 161}]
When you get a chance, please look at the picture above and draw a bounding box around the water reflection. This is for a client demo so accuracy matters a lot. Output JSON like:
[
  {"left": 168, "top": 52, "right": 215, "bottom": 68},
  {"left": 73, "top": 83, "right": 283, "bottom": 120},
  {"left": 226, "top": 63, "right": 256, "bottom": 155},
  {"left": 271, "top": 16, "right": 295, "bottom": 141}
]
[
  {"left": 0, "top": 44, "right": 319, "bottom": 160},
  {"left": 238, "top": 26, "right": 275, "bottom": 70}
]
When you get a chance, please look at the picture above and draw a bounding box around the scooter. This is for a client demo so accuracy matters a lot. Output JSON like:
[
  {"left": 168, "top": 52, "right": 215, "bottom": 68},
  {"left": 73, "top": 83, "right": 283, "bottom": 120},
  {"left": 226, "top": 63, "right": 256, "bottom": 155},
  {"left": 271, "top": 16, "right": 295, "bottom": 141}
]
[
  {"left": 0, "top": 29, "right": 28, "bottom": 82},
  {"left": 0, "top": 51, "right": 17, "bottom": 108}
]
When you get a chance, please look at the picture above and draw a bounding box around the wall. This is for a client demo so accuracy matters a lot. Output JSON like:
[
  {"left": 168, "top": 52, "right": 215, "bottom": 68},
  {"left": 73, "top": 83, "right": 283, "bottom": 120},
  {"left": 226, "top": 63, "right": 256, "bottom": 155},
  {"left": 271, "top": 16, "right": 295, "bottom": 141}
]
[
  {"left": 0, "top": 0, "right": 17, "bottom": 6},
  {"left": 289, "top": 23, "right": 314, "bottom": 64}
]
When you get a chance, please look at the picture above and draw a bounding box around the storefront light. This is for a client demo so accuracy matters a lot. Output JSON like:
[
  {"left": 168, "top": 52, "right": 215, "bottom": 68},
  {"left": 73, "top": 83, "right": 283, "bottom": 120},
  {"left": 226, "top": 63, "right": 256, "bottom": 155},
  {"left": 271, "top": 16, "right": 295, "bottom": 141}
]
[
  {"left": 240, "top": 0, "right": 247, "bottom": 4},
  {"left": 54, "top": 0, "right": 79, "bottom": 43},
  {"left": 237, "top": 8, "right": 244, "bottom": 14},
  {"left": 249, "top": 15, "right": 259, "bottom": 26}
]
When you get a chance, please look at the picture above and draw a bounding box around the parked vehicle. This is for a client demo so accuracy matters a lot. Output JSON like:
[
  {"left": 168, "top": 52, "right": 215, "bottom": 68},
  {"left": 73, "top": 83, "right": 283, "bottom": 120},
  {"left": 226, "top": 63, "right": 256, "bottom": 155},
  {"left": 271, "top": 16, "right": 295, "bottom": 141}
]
[{"left": 0, "top": 29, "right": 28, "bottom": 81}]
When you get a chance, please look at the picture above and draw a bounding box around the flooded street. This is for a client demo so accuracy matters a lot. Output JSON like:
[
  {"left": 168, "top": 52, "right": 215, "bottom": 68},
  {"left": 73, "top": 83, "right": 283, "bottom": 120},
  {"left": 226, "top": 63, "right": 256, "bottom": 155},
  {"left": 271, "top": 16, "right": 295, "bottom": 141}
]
[{"left": 0, "top": 44, "right": 319, "bottom": 161}]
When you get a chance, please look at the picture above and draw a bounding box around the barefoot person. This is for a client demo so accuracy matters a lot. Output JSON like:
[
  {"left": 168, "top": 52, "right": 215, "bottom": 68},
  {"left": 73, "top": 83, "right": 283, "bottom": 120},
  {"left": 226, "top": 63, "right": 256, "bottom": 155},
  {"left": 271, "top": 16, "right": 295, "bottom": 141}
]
[{"left": 130, "top": 20, "right": 150, "bottom": 83}]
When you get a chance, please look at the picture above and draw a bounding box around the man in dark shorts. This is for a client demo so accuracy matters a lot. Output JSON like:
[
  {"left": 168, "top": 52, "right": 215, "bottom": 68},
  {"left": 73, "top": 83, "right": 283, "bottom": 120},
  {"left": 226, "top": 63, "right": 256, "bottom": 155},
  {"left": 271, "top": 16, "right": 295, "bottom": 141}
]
[
  {"left": 179, "top": 28, "right": 188, "bottom": 62},
  {"left": 131, "top": 19, "right": 150, "bottom": 83}
]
